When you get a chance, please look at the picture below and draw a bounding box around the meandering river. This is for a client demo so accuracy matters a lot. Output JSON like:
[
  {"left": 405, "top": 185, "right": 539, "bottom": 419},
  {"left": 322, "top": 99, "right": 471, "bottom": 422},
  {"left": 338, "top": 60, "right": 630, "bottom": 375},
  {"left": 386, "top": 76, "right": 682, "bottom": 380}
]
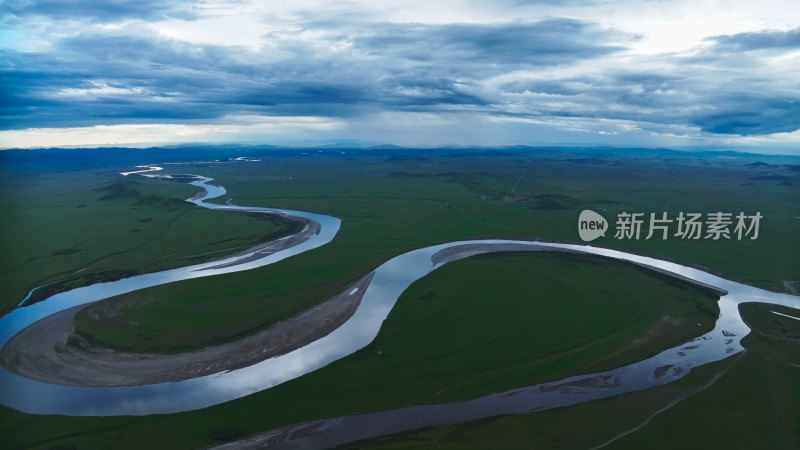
[{"left": 0, "top": 174, "right": 797, "bottom": 420}]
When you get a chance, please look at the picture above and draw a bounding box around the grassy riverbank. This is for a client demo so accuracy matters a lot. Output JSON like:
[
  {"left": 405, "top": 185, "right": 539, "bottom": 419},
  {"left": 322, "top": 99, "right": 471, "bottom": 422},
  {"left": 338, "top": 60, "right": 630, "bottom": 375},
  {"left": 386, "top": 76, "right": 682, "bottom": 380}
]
[
  {"left": 344, "top": 302, "right": 800, "bottom": 450},
  {"left": 70, "top": 148, "right": 798, "bottom": 354},
  {"left": 0, "top": 170, "right": 302, "bottom": 315},
  {"left": 0, "top": 250, "right": 723, "bottom": 449},
  {"left": 0, "top": 147, "right": 797, "bottom": 449}
]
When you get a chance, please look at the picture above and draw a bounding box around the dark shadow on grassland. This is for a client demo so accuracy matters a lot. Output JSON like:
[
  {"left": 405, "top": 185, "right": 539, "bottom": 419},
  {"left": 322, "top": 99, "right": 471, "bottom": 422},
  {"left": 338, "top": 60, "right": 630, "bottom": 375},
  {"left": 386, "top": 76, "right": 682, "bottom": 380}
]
[{"left": 331, "top": 303, "right": 798, "bottom": 450}]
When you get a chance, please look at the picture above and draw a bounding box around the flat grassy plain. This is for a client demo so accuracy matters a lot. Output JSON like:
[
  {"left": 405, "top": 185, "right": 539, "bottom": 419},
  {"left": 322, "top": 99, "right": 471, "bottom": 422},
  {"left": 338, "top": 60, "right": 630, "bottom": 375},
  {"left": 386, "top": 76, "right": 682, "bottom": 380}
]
[
  {"left": 345, "top": 302, "right": 799, "bottom": 450},
  {"left": 0, "top": 147, "right": 797, "bottom": 449},
  {"left": 0, "top": 250, "right": 722, "bottom": 449},
  {"left": 73, "top": 148, "right": 799, "bottom": 353},
  {"left": 0, "top": 169, "right": 301, "bottom": 315}
]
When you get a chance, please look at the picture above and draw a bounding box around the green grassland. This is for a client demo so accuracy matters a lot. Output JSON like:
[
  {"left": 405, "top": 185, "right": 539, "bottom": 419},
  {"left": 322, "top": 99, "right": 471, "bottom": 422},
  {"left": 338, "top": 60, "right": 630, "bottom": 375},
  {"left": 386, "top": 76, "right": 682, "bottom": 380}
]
[
  {"left": 201, "top": 151, "right": 798, "bottom": 291},
  {"left": 0, "top": 249, "right": 723, "bottom": 449},
  {"left": 72, "top": 150, "right": 798, "bottom": 354},
  {"left": 0, "top": 170, "right": 302, "bottom": 315},
  {"left": 0, "top": 148, "right": 797, "bottom": 449},
  {"left": 342, "top": 302, "right": 800, "bottom": 450}
]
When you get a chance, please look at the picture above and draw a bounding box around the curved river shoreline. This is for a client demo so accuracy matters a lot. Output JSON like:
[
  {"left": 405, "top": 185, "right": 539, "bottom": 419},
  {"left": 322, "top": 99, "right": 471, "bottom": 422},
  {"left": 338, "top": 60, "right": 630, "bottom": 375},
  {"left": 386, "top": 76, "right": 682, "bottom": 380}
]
[{"left": 0, "top": 174, "right": 798, "bottom": 421}]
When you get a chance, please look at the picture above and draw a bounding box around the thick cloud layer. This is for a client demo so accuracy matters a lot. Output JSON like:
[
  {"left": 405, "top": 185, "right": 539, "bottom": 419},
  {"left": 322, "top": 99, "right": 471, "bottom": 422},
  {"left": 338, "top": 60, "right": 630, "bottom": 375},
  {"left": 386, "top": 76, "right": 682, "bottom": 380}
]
[
  {"left": 1, "top": 0, "right": 798, "bottom": 148},
  {"left": 707, "top": 29, "right": 800, "bottom": 52},
  {"left": 353, "top": 20, "right": 627, "bottom": 65},
  {"left": 1, "top": 0, "right": 194, "bottom": 22}
]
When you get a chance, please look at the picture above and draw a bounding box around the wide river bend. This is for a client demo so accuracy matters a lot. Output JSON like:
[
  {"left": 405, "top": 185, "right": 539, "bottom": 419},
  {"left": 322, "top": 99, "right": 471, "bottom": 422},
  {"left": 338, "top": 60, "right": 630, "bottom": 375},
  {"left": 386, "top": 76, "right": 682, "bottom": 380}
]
[{"left": 0, "top": 174, "right": 797, "bottom": 420}]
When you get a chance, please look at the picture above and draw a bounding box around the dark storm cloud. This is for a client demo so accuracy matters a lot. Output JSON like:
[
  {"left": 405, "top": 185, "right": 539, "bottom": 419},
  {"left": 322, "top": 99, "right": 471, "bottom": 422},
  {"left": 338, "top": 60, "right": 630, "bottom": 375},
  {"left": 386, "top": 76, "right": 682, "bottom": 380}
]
[
  {"left": 1, "top": 0, "right": 194, "bottom": 22},
  {"left": 354, "top": 19, "right": 627, "bottom": 66},
  {"left": 1, "top": 39, "right": 247, "bottom": 129},
  {"left": 691, "top": 96, "right": 800, "bottom": 135},
  {"left": 706, "top": 28, "right": 800, "bottom": 52},
  {"left": 0, "top": 34, "right": 252, "bottom": 128},
  {"left": 664, "top": 29, "right": 800, "bottom": 135},
  {"left": 4, "top": 19, "right": 619, "bottom": 128},
  {"left": 2, "top": 14, "right": 796, "bottom": 138},
  {"left": 0, "top": 33, "right": 489, "bottom": 128},
  {"left": 495, "top": 71, "right": 800, "bottom": 136}
]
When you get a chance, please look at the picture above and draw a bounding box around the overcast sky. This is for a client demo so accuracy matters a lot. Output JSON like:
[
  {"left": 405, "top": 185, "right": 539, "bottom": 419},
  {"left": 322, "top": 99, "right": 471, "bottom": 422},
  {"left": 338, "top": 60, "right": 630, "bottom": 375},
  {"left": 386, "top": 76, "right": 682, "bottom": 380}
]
[{"left": 1, "top": 0, "right": 799, "bottom": 152}]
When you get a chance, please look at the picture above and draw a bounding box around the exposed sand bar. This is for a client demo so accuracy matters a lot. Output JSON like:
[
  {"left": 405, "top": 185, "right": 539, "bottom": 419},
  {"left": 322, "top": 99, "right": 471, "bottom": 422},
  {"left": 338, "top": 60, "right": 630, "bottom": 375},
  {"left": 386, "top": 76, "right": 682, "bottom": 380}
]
[
  {"left": 432, "top": 243, "right": 728, "bottom": 296},
  {"left": 0, "top": 241, "right": 722, "bottom": 388},
  {"left": 1, "top": 273, "right": 373, "bottom": 387}
]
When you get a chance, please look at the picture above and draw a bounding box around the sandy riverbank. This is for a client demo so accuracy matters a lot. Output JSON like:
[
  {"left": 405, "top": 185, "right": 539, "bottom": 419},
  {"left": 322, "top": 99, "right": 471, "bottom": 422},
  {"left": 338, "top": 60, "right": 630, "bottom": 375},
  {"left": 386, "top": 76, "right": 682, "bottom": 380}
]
[
  {"left": 0, "top": 271, "right": 374, "bottom": 387},
  {"left": 1, "top": 239, "right": 726, "bottom": 390},
  {"left": 432, "top": 242, "right": 727, "bottom": 296}
]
